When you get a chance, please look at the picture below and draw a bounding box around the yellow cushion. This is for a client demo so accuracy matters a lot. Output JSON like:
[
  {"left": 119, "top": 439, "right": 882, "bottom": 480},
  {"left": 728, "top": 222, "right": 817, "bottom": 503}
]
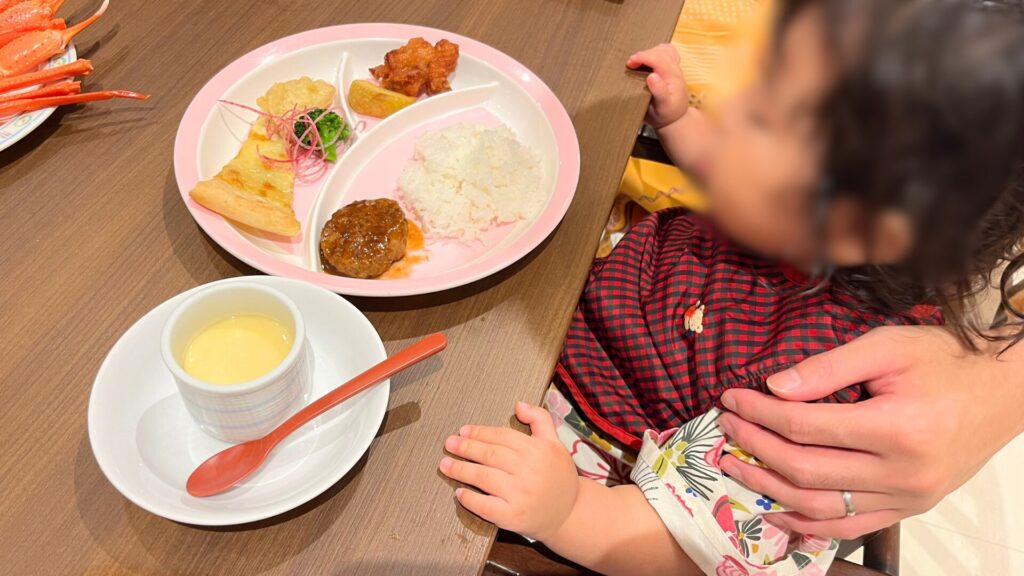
[
  {"left": 605, "top": 0, "right": 770, "bottom": 255},
  {"left": 673, "top": 0, "right": 764, "bottom": 110},
  {"left": 620, "top": 157, "right": 707, "bottom": 214}
]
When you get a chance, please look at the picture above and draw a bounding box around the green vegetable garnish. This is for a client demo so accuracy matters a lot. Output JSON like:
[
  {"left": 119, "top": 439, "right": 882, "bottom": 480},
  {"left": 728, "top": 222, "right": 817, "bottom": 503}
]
[{"left": 294, "top": 108, "right": 349, "bottom": 163}]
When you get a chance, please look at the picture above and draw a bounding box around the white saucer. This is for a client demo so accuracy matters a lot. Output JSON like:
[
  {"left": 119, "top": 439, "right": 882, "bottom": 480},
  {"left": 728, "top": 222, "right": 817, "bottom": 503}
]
[{"left": 88, "top": 276, "right": 389, "bottom": 526}]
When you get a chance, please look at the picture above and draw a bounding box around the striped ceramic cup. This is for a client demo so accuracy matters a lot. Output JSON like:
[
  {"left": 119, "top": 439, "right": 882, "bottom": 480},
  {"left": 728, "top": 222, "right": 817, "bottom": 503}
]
[{"left": 160, "top": 281, "right": 313, "bottom": 443}]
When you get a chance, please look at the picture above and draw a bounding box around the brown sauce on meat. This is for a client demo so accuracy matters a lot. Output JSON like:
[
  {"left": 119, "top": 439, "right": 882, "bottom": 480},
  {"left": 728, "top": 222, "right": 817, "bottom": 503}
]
[
  {"left": 321, "top": 206, "right": 428, "bottom": 280},
  {"left": 320, "top": 199, "right": 408, "bottom": 279},
  {"left": 380, "top": 220, "right": 427, "bottom": 280}
]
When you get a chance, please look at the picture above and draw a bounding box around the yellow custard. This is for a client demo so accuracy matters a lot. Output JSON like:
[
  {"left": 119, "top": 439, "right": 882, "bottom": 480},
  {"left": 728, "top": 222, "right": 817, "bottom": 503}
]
[{"left": 183, "top": 315, "right": 293, "bottom": 385}]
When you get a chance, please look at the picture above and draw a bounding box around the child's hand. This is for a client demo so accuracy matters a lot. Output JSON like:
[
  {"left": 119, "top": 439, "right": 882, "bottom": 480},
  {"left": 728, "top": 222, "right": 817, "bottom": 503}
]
[
  {"left": 627, "top": 44, "right": 690, "bottom": 129},
  {"left": 440, "top": 402, "right": 579, "bottom": 542}
]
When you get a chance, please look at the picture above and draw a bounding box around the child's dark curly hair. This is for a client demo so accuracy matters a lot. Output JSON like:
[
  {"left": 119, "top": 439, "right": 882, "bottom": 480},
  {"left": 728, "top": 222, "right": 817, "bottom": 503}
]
[{"left": 782, "top": 0, "right": 1024, "bottom": 349}]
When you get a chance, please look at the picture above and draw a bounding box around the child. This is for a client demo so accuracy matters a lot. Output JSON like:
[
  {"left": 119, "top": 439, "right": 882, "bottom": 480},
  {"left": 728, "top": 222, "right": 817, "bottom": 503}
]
[{"left": 440, "top": 1, "right": 1024, "bottom": 574}]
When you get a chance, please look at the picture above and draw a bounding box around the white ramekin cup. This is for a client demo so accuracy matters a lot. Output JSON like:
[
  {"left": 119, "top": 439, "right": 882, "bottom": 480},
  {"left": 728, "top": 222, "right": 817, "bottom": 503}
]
[{"left": 161, "top": 281, "right": 313, "bottom": 443}]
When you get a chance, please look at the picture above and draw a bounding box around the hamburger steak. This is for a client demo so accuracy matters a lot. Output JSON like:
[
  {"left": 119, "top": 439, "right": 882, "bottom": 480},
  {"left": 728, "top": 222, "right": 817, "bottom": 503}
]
[{"left": 320, "top": 199, "right": 408, "bottom": 278}]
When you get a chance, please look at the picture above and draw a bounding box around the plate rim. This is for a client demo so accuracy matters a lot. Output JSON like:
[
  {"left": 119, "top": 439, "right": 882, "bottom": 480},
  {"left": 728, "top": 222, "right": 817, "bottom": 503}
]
[
  {"left": 173, "top": 23, "right": 581, "bottom": 297},
  {"left": 87, "top": 275, "right": 390, "bottom": 526}
]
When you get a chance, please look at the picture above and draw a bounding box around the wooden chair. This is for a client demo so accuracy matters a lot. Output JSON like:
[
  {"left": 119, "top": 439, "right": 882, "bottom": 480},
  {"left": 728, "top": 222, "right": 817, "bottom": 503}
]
[{"left": 484, "top": 525, "right": 901, "bottom": 575}]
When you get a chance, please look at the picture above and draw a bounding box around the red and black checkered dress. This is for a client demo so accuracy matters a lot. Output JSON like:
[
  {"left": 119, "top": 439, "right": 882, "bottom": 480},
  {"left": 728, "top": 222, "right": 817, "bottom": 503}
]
[{"left": 555, "top": 209, "right": 941, "bottom": 451}]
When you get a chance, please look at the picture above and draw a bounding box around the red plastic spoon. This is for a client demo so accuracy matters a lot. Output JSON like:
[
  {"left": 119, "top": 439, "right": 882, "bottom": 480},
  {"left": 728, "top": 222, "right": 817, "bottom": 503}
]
[{"left": 187, "top": 333, "right": 448, "bottom": 497}]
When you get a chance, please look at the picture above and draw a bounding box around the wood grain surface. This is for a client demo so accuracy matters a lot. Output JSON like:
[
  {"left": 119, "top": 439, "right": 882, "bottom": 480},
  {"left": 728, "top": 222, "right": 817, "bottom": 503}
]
[{"left": 0, "top": 0, "right": 683, "bottom": 573}]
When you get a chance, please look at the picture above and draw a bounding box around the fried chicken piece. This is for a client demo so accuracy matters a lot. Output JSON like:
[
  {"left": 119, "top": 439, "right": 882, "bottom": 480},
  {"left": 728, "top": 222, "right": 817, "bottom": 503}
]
[
  {"left": 370, "top": 37, "right": 433, "bottom": 97},
  {"left": 427, "top": 39, "right": 459, "bottom": 95},
  {"left": 369, "top": 37, "right": 459, "bottom": 98}
]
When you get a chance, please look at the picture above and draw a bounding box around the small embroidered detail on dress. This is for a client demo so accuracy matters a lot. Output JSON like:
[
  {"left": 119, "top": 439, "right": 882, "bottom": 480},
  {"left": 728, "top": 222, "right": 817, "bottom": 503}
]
[{"left": 684, "top": 300, "right": 706, "bottom": 334}]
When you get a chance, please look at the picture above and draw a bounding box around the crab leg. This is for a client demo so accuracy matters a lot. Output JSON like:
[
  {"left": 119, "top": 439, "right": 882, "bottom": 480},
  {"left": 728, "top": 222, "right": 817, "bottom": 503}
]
[
  {"left": 0, "top": 57, "right": 90, "bottom": 94},
  {"left": 0, "top": 0, "right": 106, "bottom": 77},
  {"left": 0, "top": 88, "right": 147, "bottom": 117},
  {"left": 0, "top": 0, "right": 22, "bottom": 14},
  {"left": 0, "top": 1, "right": 61, "bottom": 35},
  {"left": 0, "top": 19, "right": 63, "bottom": 49},
  {"left": 0, "top": 77, "right": 75, "bottom": 102}
]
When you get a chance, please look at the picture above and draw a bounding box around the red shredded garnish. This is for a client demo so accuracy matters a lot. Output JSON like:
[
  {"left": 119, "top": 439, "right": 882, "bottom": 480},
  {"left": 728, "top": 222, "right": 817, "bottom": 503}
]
[{"left": 217, "top": 99, "right": 351, "bottom": 184}]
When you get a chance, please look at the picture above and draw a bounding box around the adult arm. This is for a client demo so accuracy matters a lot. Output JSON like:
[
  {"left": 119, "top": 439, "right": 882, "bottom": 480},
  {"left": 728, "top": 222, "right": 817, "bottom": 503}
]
[{"left": 717, "top": 325, "right": 1024, "bottom": 539}]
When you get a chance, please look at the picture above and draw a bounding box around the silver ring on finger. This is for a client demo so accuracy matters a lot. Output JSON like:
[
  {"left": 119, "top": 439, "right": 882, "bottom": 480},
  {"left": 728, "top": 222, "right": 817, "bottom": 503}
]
[{"left": 841, "top": 490, "right": 857, "bottom": 517}]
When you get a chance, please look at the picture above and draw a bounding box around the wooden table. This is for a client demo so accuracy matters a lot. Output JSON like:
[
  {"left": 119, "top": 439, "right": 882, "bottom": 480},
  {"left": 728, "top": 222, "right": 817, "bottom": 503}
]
[{"left": 0, "top": 0, "right": 683, "bottom": 573}]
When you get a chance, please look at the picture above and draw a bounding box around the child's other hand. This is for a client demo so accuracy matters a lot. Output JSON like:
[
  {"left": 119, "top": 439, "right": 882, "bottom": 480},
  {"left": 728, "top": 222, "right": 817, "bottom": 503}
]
[
  {"left": 627, "top": 44, "right": 690, "bottom": 129},
  {"left": 440, "top": 402, "right": 579, "bottom": 542}
]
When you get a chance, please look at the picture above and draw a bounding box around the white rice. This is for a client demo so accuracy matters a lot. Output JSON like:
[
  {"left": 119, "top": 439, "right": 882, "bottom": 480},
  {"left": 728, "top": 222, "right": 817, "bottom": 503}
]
[{"left": 398, "top": 122, "right": 545, "bottom": 242}]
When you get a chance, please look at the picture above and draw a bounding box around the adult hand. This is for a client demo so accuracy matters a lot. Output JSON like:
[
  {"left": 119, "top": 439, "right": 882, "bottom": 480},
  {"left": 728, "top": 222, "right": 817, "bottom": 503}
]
[{"left": 717, "top": 325, "right": 1024, "bottom": 539}]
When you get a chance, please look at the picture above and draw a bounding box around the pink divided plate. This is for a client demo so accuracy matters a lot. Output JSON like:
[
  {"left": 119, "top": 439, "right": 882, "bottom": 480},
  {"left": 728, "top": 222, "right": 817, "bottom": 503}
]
[{"left": 173, "top": 24, "right": 580, "bottom": 297}]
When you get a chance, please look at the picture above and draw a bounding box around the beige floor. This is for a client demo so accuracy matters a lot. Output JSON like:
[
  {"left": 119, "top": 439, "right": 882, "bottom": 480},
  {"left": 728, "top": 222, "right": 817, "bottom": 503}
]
[{"left": 899, "top": 433, "right": 1024, "bottom": 575}]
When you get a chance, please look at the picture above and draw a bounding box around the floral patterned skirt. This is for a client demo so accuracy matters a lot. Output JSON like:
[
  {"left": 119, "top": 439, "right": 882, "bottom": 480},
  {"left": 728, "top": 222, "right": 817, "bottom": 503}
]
[{"left": 546, "top": 385, "right": 840, "bottom": 576}]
